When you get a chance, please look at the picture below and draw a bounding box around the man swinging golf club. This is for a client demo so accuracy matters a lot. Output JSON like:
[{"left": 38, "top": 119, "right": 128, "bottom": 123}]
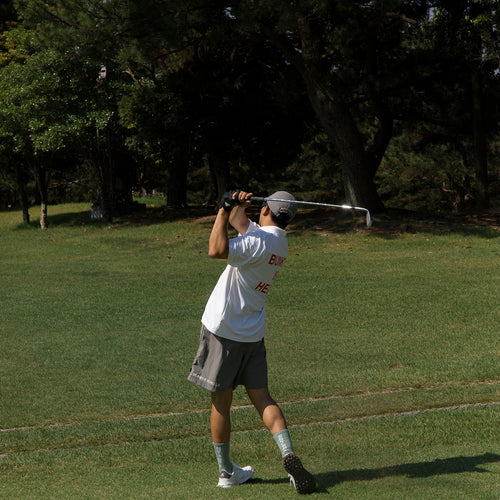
[{"left": 188, "top": 189, "right": 316, "bottom": 494}]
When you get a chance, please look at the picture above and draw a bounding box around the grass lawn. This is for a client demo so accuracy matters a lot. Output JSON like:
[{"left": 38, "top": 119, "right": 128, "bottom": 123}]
[{"left": 0, "top": 203, "right": 499, "bottom": 498}]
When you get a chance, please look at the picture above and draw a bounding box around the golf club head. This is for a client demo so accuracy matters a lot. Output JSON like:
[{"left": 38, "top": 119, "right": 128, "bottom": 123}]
[{"left": 366, "top": 211, "right": 372, "bottom": 227}]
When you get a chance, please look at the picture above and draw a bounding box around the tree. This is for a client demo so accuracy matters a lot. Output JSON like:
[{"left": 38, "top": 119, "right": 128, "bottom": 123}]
[
  {"left": 14, "top": 0, "right": 138, "bottom": 222},
  {"left": 403, "top": 0, "right": 500, "bottom": 210},
  {"left": 117, "top": 1, "right": 310, "bottom": 205},
  {"left": 223, "top": 0, "right": 433, "bottom": 211},
  {"left": 0, "top": 47, "right": 84, "bottom": 227},
  {"left": 0, "top": 11, "right": 31, "bottom": 222},
  {"left": 437, "top": 0, "right": 499, "bottom": 210},
  {"left": 5, "top": 1, "right": 497, "bottom": 217}
]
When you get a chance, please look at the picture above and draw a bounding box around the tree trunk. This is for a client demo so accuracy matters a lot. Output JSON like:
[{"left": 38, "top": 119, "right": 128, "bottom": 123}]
[
  {"left": 471, "top": 69, "right": 489, "bottom": 210},
  {"left": 207, "top": 153, "right": 231, "bottom": 204},
  {"left": 166, "top": 145, "right": 188, "bottom": 207},
  {"left": 40, "top": 201, "right": 48, "bottom": 229},
  {"left": 271, "top": 17, "right": 385, "bottom": 212},
  {"left": 15, "top": 163, "right": 30, "bottom": 225},
  {"left": 35, "top": 163, "right": 49, "bottom": 229},
  {"left": 306, "top": 83, "right": 384, "bottom": 211},
  {"left": 96, "top": 158, "right": 113, "bottom": 223},
  {"left": 20, "top": 188, "right": 30, "bottom": 226}
]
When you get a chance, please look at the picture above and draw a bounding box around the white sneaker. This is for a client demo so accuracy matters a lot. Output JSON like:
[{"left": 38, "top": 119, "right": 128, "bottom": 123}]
[{"left": 217, "top": 463, "right": 254, "bottom": 488}]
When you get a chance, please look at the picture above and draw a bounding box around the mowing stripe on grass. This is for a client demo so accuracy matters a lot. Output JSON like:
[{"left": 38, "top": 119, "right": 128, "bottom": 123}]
[
  {"left": 1, "top": 380, "right": 498, "bottom": 435},
  {"left": 0, "top": 401, "right": 498, "bottom": 459},
  {"left": 289, "top": 401, "right": 500, "bottom": 430}
]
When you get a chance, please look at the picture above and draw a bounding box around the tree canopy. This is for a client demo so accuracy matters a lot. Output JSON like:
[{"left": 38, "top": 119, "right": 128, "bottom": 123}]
[{"left": 0, "top": 0, "right": 498, "bottom": 226}]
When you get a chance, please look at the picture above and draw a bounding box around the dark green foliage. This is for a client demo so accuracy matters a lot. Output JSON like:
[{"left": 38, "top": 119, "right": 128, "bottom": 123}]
[{"left": 0, "top": 1, "right": 499, "bottom": 221}]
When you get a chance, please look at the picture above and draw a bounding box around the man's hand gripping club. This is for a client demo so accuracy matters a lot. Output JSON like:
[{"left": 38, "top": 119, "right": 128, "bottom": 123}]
[{"left": 209, "top": 190, "right": 253, "bottom": 260}]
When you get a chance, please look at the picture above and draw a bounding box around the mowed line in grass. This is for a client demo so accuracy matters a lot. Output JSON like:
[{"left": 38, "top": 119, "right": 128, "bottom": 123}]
[
  {"left": 1, "top": 402, "right": 498, "bottom": 459},
  {"left": 289, "top": 401, "right": 500, "bottom": 430},
  {"left": 1, "top": 406, "right": 498, "bottom": 500},
  {"left": 2, "top": 379, "right": 497, "bottom": 433},
  {"left": 1, "top": 380, "right": 498, "bottom": 458}
]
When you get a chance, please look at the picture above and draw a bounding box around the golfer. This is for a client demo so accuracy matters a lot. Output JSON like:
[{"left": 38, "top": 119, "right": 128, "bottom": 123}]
[{"left": 188, "top": 189, "right": 316, "bottom": 494}]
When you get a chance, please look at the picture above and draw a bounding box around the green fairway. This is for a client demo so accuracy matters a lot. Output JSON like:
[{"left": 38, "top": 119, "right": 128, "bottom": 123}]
[{"left": 1, "top": 204, "right": 499, "bottom": 498}]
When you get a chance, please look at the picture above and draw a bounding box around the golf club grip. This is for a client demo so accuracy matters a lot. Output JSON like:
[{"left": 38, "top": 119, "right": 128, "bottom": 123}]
[{"left": 250, "top": 196, "right": 266, "bottom": 202}]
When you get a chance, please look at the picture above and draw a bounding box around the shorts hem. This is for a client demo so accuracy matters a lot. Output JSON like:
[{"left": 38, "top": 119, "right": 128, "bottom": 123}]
[{"left": 187, "top": 372, "right": 227, "bottom": 393}]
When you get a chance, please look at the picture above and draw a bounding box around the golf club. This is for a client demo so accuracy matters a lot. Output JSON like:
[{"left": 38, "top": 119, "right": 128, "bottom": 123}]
[{"left": 250, "top": 196, "right": 373, "bottom": 227}]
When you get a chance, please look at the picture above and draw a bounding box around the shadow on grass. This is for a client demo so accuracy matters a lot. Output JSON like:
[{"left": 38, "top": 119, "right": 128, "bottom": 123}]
[
  {"left": 251, "top": 453, "right": 500, "bottom": 493},
  {"left": 9, "top": 204, "right": 499, "bottom": 238},
  {"left": 290, "top": 208, "right": 500, "bottom": 239},
  {"left": 12, "top": 210, "right": 92, "bottom": 229},
  {"left": 46, "top": 210, "right": 92, "bottom": 227},
  {"left": 313, "top": 453, "right": 500, "bottom": 492},
  {"left": 11, "top": 206, "right": 215, "bottom": 230}
]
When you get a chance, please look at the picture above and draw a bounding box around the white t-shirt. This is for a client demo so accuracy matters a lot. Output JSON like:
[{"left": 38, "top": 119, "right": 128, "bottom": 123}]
[{"left": 202, "top": 220, "right": 288, "bottom": 342}]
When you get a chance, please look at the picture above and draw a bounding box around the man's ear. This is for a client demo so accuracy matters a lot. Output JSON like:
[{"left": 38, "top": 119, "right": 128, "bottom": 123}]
[{"left": 261, "top": 205, "right": 271, "bottom": 216}]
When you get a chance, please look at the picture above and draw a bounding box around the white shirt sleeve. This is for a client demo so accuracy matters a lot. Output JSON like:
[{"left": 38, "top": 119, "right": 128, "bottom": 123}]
[{"left": 228, "top": 228, "right": 265, "bottom": 268}]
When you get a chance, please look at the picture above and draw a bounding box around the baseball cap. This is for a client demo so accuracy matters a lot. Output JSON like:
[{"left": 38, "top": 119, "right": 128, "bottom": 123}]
[{"left": 267, "top": 191, "right": 297, "bottom": 225}]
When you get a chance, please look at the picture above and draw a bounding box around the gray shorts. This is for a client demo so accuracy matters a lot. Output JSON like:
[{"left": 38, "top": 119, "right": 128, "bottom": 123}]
[{"left": 187, "top": 325, "right": 268, "bottom": 393}]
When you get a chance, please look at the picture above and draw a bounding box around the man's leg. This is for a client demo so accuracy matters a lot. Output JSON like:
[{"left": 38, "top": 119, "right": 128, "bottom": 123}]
[
  {"left": 245, "top": 388, "right": 287, "bottom": 434},
  {"left": 211, "top": 389, "right": 254, "bottom": 488},
  {"left": 246, "top": 387, "right": 293, "bottom": 454},
  {"left": 246, "top": 387, "right": 316, "bottom": 495},
  {"left": 211, "top": 389, "right": 233, "bottom": 444},
  {"left": 211, "top": 389, "right": 233, "bottom": 474}
]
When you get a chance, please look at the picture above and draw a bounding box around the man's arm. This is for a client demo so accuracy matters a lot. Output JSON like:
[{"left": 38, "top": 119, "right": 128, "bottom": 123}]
[
  {"left": 208, "top": 208, "right": 230, "bottom": 260},
  {"left": 229, "top": 205, "right": 250, "bottom": 235},
  {"left": 208, "top": 190, "right": 253, "bottom": 260},
  {"left": 229, "top": 191, "right": 253, "bottom": 235}
]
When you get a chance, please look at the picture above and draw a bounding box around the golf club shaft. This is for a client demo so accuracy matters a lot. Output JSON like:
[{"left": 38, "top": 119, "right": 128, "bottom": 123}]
[{"left": 250, "top": 196, "right": 372, "bottom": 227}]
